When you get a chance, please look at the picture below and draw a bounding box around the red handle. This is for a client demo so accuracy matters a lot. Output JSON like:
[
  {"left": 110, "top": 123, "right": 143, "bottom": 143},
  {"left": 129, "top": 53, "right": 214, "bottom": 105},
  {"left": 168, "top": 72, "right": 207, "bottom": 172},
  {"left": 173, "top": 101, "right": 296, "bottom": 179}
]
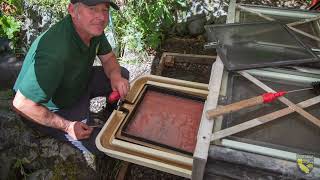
[
  {"left": 108, "top": 91, "right": 120, "bottom": 103},
  {"left": 311, "top": 0, "right": 320, "bottom": 6},
  {"left": 262, "top": 91, "right": 287, "bottom": 103}
]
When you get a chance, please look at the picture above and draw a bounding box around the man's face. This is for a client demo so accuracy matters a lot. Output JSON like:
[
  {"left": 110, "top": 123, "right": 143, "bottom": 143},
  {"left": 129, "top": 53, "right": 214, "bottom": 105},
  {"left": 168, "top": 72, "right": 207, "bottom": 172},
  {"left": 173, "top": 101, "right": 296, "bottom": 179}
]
[{"left": 70, "top": 3, "right": 109, "bottom": 37}]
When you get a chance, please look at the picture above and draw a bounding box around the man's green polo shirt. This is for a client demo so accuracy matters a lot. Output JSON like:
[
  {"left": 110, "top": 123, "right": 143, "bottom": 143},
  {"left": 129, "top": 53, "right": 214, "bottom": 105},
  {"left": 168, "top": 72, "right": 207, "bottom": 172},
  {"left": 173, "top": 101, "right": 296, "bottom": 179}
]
[{"left": 14, "top": 15, "right": 112, "bottom": 110}]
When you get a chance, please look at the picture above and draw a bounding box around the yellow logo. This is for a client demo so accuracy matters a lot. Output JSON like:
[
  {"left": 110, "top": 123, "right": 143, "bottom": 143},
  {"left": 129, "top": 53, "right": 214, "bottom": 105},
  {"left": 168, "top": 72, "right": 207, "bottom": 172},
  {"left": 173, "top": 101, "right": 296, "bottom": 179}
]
[{"left": 296, "top": 154, "right": 314, "bottom": 174}]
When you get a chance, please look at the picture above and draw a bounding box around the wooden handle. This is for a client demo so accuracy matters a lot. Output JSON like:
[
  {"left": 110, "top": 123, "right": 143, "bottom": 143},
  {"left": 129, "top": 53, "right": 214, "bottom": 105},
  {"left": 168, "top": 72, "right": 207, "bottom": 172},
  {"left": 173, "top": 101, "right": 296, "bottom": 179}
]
[{"left": 206, "top": 96, "right": 264, "bottom": 119}]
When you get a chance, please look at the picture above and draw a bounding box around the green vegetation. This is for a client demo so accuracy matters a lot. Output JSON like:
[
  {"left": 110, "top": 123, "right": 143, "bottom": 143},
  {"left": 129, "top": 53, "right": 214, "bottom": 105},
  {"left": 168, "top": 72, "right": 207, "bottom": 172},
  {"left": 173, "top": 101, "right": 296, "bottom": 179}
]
[
  {"left": 11, "top": 157, "right": 31, "bottom": 179},
  {"left": 2, "top": 0, "right": 188, "bottom": 56},
  {"left": 0, "top": 0, "right": 23, "bottom": 49},
  {"left": 112, "top": 0, "right": 188, "bottom": 55},
  {"left": 0, "top": 15, "right": 21, "bottom": 40}
]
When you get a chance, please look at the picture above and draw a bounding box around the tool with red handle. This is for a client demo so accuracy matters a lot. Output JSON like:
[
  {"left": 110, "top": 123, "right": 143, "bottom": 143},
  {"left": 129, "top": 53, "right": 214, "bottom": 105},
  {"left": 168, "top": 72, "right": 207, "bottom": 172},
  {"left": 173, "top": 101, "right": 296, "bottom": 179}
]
[
  {"left": 108, "top": 91, "right": 125, "bottom": 111},
  {"left": 108, "top": 91, "right": 121, "bottom": 104},
  {"left": 206, "top": 82, "right": 320, "bottom": 119},
  {"left": 206, "top": 91, "right": 287, "bottom": 119}
]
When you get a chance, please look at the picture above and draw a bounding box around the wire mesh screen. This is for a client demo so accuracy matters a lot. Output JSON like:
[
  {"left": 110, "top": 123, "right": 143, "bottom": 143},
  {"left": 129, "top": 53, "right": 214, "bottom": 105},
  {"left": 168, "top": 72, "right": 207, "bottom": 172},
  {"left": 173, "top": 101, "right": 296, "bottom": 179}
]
[
  {"left": 222, "top": 73, "right": 320, "bottom": 156},
  {"left": 205, "top": 22, "right": 319, "bottom": 71},
  {"left": 294, "top": 21, "right": 320, "bottom": 49}
]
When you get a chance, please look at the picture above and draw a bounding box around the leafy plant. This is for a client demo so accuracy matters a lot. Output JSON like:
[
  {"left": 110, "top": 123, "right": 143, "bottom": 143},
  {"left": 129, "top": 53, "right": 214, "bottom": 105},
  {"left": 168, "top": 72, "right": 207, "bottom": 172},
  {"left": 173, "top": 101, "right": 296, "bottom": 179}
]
[
  {"left": 0, "top": 1, "right": 22, "bottom": 52},
  {"left": 1, "top": 0, "right": 189, "bottom": 57},
  {"left": 0, "top": 15, "right": 21, "bottom": 40},
  {"left": 112, "top": 0, "right": 188, "bottom": 55},
  {"left": 12, "top": 158, "right": 31, "bottom": 179}
]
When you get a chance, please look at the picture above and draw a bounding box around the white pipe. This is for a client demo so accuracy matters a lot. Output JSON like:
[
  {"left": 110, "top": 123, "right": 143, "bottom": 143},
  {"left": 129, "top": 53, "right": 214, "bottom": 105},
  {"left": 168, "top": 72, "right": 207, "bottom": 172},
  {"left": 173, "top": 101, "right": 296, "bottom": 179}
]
[
  {"left": 221, "top": 139, "right": 320, "bottom": 167},
  {"left": 245, "top": 69, "right": 320, "bottom": 85}
]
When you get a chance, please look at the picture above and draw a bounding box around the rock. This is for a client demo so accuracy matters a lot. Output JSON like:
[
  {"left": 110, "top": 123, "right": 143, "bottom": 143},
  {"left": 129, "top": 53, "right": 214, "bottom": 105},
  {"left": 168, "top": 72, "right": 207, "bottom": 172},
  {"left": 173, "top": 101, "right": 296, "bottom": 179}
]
[
  {"left": 0, "top": 153, "right": 15, "bottom": 180},
  {"left": 0, "top": 92, "right": 102, "bottom": 179},
  {"left": 187, "top": 13, "right": 207, "bottom": 36},
  {"left": 22, "top": 2, "right": 53, "bottom": 46},
  {"left": 0, "top": 38, "right": 11, "bottom": 53},
  {"left": 175, "top": 22, "right": 188, "bottom": 36},
  {"left": 59, "top": 144, "right": 77, "bottom": 161},
  {"left": 0, "top": 53, "right": 23, "bottom": 90}
]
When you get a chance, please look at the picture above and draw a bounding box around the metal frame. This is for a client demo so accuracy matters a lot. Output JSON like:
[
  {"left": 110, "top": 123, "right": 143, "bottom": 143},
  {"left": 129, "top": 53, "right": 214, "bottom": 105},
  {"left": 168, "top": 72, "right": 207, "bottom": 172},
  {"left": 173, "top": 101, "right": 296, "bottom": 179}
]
[
  {"left": 206, "top": 21, "right": 319, "bottom": 70},
  {"left": 206, "top": 2, "right": 320, "bottom": 179},
  {"left": 237, "top": 3, "right": 320, "bottom": 45}
]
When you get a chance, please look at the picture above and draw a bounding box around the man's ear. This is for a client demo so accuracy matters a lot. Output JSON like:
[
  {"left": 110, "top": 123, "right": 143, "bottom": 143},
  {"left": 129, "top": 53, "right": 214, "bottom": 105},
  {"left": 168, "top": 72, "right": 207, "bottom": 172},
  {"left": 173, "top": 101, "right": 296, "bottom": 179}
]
[{"left": 68, "top": 3, "right": 76, "bottom": 18}]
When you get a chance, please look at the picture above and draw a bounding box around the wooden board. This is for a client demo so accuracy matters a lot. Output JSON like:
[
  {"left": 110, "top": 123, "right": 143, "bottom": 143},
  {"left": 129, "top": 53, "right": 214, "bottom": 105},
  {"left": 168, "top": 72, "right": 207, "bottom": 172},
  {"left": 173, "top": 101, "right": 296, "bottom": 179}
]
[
  {"left": 156, "top": 52, "right": 216, "bottom": 76},
  {"left": 192, "top": 57, "right": 225, "bottom": 180}
]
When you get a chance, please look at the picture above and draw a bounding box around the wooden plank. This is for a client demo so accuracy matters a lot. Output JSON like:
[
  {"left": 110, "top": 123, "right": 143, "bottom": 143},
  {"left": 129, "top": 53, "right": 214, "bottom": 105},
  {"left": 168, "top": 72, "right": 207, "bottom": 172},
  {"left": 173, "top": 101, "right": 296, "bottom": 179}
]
[
  {"left": 192, "top": 57, "right": 224, "bottom": 180},
  {"left": 239, "top": 71, "right": 320, "bottom": 128},
  {"left": 156, "top": 53, "right": 168, "bottom": 75},
  {"left": 162, "top": 52, "right": 217, "bottom": 59},
  {"left": 206, "top": 95, "right": 264, "bottom": 119},
  {"left": 211, "top": 95, "right": 320, "bottom": 141},
  {"left": 192, "top": 0, "right": 236, "bottom": 179},
  {"left": 156, "top": 52, "right": 216, "bottom": 76},
  {"left": 226, "top": 0, "right": 237, "bottom": 24}
]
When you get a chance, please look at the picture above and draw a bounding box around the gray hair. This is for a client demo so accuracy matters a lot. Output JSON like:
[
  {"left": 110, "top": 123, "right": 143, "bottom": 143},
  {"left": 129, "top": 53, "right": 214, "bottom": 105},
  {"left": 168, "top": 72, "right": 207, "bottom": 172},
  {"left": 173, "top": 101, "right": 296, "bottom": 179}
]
[{"left": 72, "top": 2, "right": 81, "bottom": 20}]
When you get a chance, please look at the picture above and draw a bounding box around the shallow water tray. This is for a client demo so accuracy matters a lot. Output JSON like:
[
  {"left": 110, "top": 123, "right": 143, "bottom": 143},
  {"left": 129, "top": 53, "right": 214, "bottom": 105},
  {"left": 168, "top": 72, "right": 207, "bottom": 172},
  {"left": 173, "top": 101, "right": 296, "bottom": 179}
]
[{"left": 96, "top": 75, "right": 209, "bottom": 178}]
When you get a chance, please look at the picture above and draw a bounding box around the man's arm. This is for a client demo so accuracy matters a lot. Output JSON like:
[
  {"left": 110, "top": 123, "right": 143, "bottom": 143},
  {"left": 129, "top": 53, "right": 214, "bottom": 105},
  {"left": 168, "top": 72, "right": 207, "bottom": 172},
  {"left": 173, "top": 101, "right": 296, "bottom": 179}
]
[
  {"left": 98, "top": 52, "right": 129, "bottom": 98},
  {"left": 12, "top": 90, "right": 92, "bottom": 140}
]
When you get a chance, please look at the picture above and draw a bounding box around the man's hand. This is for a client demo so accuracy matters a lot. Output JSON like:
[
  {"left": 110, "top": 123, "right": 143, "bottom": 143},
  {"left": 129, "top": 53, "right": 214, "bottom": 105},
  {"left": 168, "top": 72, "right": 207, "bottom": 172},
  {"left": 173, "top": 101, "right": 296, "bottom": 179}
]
[
  {"left": 13, "top": 90, "right": 93, "bottom": 140},
  {"left": 98, "top": 52, "right": 130, "bottom": 99},
  {"left": 66, "top": 121, "right": 93, "bottom": 140},
  {"left": 110, "top": 76, "right": 129, "bottom": 99}
]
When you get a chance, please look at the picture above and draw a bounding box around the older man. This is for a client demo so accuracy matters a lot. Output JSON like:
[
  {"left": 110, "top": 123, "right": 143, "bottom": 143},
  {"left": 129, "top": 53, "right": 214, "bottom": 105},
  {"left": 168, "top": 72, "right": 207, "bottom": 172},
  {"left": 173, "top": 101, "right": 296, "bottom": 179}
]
[{"left": 12, "top": 0, "right": 129, "bottom": 155}]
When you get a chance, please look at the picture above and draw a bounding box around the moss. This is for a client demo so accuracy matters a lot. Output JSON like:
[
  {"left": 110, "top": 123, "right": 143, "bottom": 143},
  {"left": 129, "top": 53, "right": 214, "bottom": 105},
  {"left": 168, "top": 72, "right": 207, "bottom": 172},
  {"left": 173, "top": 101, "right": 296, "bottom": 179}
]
[{"left": 52, "top": 160, "right": 77, "bottom": 180}]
